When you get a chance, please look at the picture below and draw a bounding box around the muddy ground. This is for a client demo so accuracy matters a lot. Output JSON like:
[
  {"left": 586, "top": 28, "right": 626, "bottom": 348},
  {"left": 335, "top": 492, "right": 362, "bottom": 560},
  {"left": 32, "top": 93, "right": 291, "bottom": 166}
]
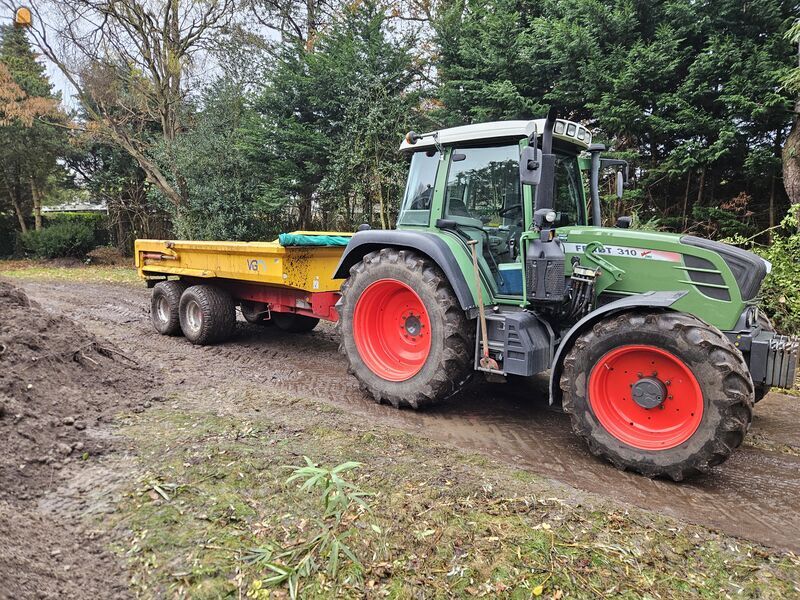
[{"left": 7, "top": 276, "right": 799, "bottom": 559}]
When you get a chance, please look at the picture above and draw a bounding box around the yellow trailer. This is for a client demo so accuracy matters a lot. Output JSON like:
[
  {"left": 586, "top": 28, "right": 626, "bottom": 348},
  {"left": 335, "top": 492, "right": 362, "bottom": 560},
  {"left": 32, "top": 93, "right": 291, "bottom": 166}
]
[{"left": 134, "top": 232, "right": 353, "bottom": 344}]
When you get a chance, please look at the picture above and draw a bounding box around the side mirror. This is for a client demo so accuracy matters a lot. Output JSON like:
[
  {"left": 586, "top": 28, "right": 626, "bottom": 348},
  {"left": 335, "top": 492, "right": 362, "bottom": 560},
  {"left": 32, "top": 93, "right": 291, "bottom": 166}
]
[
  {"left": 519, "top": 145, "right": 542, "bottom": 186},
  {"left": 452, "top": 152, "right": 467, "bottom": 162},
  {"left": 616, "top": 216, "right": 632, "bottom": 229},
  {"left": 616, "top": 170, "right": 624, "bottom": 199},
  {"left": 435, "top": 218, "right": 457, "bottom": 230}
]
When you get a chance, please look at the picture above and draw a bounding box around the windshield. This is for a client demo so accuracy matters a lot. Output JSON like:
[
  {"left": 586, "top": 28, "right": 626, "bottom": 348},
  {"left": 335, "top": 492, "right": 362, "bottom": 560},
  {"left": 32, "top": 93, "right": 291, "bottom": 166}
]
[{"left": 398, "top": 150, "right": 440, "bottom": 226}]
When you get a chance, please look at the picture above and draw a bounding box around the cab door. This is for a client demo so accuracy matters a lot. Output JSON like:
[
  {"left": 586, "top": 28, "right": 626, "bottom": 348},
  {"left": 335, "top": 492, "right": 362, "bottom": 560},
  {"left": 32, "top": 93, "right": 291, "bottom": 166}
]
[{"left": 441, "top": 142, "right": 525, "bottom": 296}]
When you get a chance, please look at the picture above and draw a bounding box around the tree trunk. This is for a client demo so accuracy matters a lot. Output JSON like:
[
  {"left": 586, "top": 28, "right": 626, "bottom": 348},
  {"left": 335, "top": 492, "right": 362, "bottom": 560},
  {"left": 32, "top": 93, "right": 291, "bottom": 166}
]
[
  {"left": 783, "top": 98, "right": 800, "bottom": 211},
  {"left": 682, "top": 171, "right": 692, "bottom": 230},
  {"left": 299, "top": 194, "right": 312, "bottom": 230},
  {"left": 31, "top": 178, "right": 42, "bottom": 231},
  {"left": 769, "top": 173, "right": 776, "bottom": 242},
  {"left": 3, "top": 169, "right": 27, "bottom": 233},
  {"left": 9, "top": 189, "right": 27, "bottom": 234},
  {"left": 373, "top": 157, "right": 387, "bottom": 230},
  {"left": 696, "top": 166, "right": 705, "bottom": 207}
]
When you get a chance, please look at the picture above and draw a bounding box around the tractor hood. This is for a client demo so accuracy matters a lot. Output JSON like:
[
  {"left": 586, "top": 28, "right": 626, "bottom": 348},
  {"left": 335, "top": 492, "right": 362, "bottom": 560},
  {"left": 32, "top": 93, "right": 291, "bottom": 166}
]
[
  {"left": 557, "top": 226, "right": 771, "bottom": 331},
  {"left": 679, "top": 236, "right": 769, "bottom": 301}
]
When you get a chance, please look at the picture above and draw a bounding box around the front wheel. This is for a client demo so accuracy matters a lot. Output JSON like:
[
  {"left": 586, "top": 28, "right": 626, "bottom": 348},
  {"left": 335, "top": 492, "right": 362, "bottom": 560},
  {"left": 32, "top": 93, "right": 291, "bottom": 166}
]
[
  {"left": 338, "top": 248, "right": 473, "bottom": 409},
  {"left": 561, "top": 311, "right": 754, "bottom": 481}
]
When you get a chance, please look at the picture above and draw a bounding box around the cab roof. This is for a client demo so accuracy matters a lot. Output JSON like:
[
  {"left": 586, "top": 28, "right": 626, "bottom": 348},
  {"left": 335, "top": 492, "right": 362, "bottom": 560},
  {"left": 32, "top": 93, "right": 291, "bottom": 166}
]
[{"left": 399, "top": 119, "right": 592, "bottom": 152}]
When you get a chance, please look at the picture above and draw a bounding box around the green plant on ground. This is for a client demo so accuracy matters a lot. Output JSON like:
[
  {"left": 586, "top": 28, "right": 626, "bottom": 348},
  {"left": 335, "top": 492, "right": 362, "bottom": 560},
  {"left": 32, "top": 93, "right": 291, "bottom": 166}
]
[
  {"left": 246, "top": 458, "right": 373, "bottom": 599},
  {"left": 18, "top": 221, "right": 95, "bottom": 259}
]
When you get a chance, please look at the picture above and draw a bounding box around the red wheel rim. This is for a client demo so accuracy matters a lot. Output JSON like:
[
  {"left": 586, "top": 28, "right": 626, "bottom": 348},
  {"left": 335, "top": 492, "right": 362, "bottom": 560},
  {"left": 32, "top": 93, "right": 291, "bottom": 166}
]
[
  {"left": 588, "top": 345, "right": 703, "bottom": 450},
  {"left": 353, "top": 279, "right": 432, "bottom": 382}
]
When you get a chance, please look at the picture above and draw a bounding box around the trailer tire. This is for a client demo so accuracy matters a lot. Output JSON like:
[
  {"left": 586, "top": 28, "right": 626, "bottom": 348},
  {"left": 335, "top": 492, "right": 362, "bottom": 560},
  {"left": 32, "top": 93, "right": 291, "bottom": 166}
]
[
  {"left": 338, "top": 248, "right": 473, "bottom": 409},
  {"left": 179, "top": 284, "right": 236, "bottom": 345},
  {"left": 150, "top": 280, "right": 187, "bottom": 336},
  {"left": 561, "top": 310, "right": 753, "bottom": 481},
  {"left": 272, "top": 313, "right": 319, "bottom": 333}
]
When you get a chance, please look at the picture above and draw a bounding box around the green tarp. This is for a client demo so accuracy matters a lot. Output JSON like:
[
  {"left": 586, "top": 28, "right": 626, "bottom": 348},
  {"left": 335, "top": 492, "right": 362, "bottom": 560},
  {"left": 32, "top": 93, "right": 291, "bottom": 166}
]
[{"left": 278, "top": 233, "right": 351, "bottom": 247}]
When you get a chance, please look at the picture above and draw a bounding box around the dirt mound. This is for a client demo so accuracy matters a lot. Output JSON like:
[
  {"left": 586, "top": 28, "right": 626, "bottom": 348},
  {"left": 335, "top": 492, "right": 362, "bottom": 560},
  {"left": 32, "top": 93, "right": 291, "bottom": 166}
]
[
  {"left": 0, "top": 278, "right": 156, "bottom": 598},
  {"left": 0, "top": 279, "right": 147, "bottom": 501}
]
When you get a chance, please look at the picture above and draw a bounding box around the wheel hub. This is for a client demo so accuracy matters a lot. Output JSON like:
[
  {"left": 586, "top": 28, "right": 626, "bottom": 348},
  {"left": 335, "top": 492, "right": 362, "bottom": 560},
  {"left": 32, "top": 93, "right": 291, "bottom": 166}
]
[
  {"left": 403, "top": 313, "right": 422, "bottom": 337},
  {"left": 631, "top": 377, "right": 667, "bottom": 409},
  {"left": 156, "top": 296, "right": 170, "bottom": 322}
]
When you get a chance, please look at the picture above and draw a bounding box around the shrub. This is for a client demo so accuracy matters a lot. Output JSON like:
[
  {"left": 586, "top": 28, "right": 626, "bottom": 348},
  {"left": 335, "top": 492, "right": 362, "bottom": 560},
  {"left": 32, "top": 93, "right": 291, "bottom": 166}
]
[
  {"left": 20, "top": 221, "right": 95, "bottom": 259},
  {"left": 86, "top": 246, "right": 128, "bottom": 265},
  {"left": 729, "top": 206, "right": 800, "bottom": 336},
  {"left": 43, "top": 212, "right": 109, "bottom": 247}
]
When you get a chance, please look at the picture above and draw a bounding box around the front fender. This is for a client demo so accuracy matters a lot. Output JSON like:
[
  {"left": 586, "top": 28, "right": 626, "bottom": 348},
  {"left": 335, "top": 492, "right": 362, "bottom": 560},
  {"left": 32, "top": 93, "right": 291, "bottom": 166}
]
[
  {"left": 333, "top": 230, "right": 477, "bottom": 311},
  {"left": 549, "top": 291, "right": 688, "bottom": 404}
]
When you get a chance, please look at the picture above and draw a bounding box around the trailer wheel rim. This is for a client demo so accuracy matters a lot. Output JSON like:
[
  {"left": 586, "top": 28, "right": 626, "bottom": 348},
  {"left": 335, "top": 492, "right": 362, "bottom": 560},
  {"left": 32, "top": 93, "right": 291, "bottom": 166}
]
[
  {"left": 156, "top": 295, "right": 170, "bottom": 323},
  {"left": 353, "top": 279, "right": 432, "bottom": 381},
  {"left": 185, "top": 299, "right": 203, "bottom": 334},
  {"left": 588, "top": 345, "right": 703, "bottom": 450}
]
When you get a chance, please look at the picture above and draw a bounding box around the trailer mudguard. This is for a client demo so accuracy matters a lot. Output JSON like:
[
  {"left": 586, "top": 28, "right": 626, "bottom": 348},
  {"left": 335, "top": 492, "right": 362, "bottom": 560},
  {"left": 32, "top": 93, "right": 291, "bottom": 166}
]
[
  {"left": 333, "top": 230, "right": 476, "bottom": 310},
  {"left": 548, "top": 291, "right": 688, "bottom": 404}
]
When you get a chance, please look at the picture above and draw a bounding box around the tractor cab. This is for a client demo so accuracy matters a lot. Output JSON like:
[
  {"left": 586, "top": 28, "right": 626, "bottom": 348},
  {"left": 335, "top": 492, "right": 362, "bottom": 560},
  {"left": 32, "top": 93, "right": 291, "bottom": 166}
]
[{"left": 397, "top": 119, "right": 593, "bottom": 298}]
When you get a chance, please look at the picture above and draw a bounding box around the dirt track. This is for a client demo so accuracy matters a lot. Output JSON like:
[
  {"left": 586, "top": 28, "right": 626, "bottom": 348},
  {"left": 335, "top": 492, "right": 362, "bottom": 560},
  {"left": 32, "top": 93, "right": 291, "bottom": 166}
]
[{"left": 16, "top": 278, "right": 800, "bottom": 553}]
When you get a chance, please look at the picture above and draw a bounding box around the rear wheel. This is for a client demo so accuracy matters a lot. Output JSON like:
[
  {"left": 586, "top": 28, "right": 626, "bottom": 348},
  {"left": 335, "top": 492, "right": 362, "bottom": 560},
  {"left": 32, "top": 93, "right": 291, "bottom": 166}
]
[
  {"left": 272, "top": 312, "right": 319, "bottom": 332},
  {"left": 338, "top": 248, "right": 473, "bottom": 409},
  {"left": 179, "top": 284, "right": 236, "bottom": 345},
  {"left": 150, "top": 280, "right": 187, "bottom": 335},
  {"left": 561, "top": 311, "right": 753, "bottom": 480}
]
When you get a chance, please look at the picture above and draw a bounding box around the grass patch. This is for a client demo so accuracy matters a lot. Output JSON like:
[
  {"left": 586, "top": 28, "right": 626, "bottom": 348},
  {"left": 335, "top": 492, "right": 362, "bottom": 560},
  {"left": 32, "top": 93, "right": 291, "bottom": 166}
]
[
  {"left": 109, "top": 392, "right": 800, "bottom": 599},
  {"left": 0, "top": 259, "right": 139, "bottom": 284}
]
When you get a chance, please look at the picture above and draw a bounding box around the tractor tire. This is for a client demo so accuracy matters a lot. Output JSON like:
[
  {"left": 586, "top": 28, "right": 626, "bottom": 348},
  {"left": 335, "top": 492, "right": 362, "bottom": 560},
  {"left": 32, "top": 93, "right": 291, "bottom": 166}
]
[
  {"left": 178, "top": 284, "right": 236, "bottom": 345},
  {"left": 337, "top": 248, "right": 474, "bottom": 409},
  {"left": 241, "top": 301, "right": 271, "bottom": 325},
  {"left": 150, "top": 280, "right": 187, "bottom": 336},
  {"left": 753, "top": 312, "right": 775, "bottom": 403},
  {"left": 560, "top": 310, "right": 753, "bottom": 481},
  {"left": 272, "top": 313, "right": 319, "bottom": 332}
]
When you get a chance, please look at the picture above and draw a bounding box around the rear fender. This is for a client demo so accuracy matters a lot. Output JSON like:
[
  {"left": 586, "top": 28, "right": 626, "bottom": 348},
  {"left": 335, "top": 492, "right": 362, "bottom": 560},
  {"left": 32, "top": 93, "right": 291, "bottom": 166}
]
[
  {"left": 549, "top": 291, "right": 688, "bottom": 405},
  {"left": 333, "top": 230, "right": 476, "bottom": 311}
]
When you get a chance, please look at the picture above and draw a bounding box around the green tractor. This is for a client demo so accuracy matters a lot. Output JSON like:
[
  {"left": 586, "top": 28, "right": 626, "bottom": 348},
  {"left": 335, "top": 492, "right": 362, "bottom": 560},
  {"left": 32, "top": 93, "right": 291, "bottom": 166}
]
[{"left": 333, "top": 111, "right": 798, "bottom": 480}]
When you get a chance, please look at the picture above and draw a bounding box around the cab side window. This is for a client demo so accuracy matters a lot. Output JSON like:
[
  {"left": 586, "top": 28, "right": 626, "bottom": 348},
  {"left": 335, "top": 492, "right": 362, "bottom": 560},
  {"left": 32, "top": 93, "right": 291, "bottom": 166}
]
[{"left": 552, "top": 155, "right": 583, "bottom": 226}]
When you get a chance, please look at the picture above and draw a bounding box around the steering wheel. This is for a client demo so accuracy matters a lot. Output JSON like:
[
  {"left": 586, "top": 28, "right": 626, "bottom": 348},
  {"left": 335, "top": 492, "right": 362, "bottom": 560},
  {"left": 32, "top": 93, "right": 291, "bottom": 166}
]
[{"left": 498, "top": 204, "right": 523, "bottom": 218}]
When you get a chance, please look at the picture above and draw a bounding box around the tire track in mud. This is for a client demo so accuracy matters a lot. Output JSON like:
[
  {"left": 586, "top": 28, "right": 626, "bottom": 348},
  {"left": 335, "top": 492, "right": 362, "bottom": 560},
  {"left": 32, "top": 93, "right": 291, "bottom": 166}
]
[{"left": 17, "top": 279, "right": 800, "bottom": 552}]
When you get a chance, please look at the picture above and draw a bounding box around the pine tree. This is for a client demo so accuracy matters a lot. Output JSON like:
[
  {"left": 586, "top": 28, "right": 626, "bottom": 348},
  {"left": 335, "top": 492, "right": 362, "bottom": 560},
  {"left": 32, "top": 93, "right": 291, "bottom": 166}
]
[{"left": 0, "top": 25, "right": 68, "bottom": 233}]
